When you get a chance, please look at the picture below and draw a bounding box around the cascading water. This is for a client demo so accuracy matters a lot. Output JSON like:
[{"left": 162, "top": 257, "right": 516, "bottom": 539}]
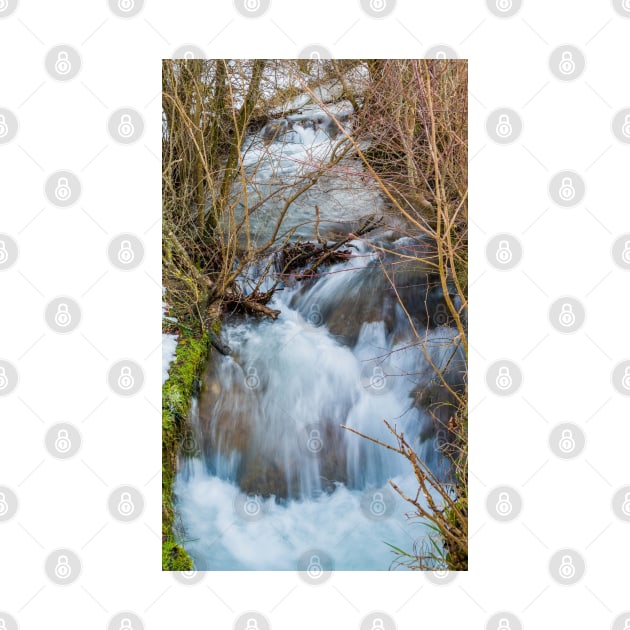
[{"left": 173, "top": 103, "right": 465, "bottom": 570}]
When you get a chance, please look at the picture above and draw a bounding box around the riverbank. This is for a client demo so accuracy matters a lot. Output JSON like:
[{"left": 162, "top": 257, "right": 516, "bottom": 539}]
[{"left": 162, "top": 323, "right": 214, "bottom": 570}]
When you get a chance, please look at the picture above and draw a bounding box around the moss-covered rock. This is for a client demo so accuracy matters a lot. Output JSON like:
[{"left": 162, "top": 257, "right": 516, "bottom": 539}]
[{"left": 162, "top": 328, "right": 211, "bottom": 571}]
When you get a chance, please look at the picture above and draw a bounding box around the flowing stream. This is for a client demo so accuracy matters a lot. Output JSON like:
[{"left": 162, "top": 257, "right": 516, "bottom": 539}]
[{"left": 174, "top": 104, "right": 465, "bottom": 570}]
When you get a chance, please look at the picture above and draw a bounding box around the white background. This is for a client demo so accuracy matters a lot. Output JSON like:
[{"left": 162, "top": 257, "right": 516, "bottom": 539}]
[{"left": 1, "top": 0, "right": 629, "bottom": 628}]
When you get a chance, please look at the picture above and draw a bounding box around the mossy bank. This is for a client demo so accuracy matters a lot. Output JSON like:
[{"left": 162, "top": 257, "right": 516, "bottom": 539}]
[{"left": 162, "top": 327, "right": 213, "bottom": 571}]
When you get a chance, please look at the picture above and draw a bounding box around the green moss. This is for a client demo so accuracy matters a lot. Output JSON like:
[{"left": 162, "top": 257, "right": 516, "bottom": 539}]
[{"left": 162, "top": 327, "right": 213, "bottom": 571}]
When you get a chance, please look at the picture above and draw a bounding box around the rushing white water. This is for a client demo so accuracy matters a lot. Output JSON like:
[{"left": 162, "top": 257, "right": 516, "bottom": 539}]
[{"left": 173, "top": 105, "right": 465, "bottom": 570}]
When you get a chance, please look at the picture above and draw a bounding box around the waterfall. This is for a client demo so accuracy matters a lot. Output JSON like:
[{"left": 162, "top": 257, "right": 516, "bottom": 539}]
[{"left": 174, "top": 105, "right": 465, "bottom": 570}]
